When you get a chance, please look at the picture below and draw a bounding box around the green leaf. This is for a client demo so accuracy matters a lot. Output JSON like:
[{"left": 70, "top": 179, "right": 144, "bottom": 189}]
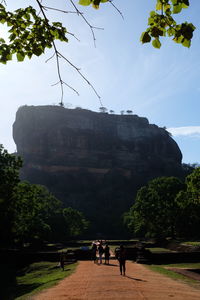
[
  {"left": 173, "top": 4, "right": 182, "bottom": 14},
  {"left": 0, "top": 38, "right": 5, "bottom": 43},
  {"left": 173, "top": 35, "right": 184, "bottom": 44},
  {"left": 182, "top": 38, "right": 191, "bottom": 48},
  {"left": 151, "top": 26, "right": 164, "bottom": 37},
  {"left": 167, "top": 27, "right": 175, "bottom": 37},
  {"left": 79, "top": 0, "right": 91, "bottom": 6},
  {"left": 182, "top": 0, "right": 189, "bottom": 8},
  {"left": 32, "top": 46, "right": 43, "bottom": 56},
  {"left": 150, "top": 11, "right": 156, "bottom": 17},
  {"left": 152, "top": 38, "right": 161, "bottom": 49},
  {"left": 140, "top": 32, "right": 151, "bottom": 43},
  {"left": 156, "top": 1, "right": 162, "bottom": 11},
  {"left": 6, "top": 53, "right": 12, "bottom": 60},
  {"left": 0, "top": 18, "right": 6, "bottom": 24},
  {"left": 16, "top": 52, "right": 25, "bottom": 61}
]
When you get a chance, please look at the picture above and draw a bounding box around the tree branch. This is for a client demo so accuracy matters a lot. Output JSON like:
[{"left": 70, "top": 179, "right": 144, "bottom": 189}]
[
  {"left": 69, "top": 0, "right": 104, "bottom": 48},
  {"left": 108, "top": 0, "right": 124, "bottom": 20},
  {"left": 43, "top": 6, "right": 78, "bottom": 14},
  {"left": 35, "top": 0, "right": 101, "bottom": 105}
]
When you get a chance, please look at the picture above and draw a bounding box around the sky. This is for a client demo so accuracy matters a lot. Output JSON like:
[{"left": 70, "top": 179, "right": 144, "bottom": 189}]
[{"left": 0, "top": 0, "right": 200, "bottom": 164}]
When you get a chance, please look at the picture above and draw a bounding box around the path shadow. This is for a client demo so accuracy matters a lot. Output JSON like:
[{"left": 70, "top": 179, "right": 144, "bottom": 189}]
[
  {"left": 125, "top": 275, "right": 147, "bottom": 282},
  {"left": 96, "top": 263, "right": 118, "bottom": 267},
  {"left": 104, "top": 263, "right": 118, "bottom": 267},
  {"left": 15, "top": 283, "right": 42, "bottom": 298}
]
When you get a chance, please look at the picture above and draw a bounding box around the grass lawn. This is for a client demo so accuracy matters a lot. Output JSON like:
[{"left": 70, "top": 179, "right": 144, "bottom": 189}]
[
  {"left": 146, "top": 263, "right": 200, "bottom": 288},
  {"left": 1, "top": 261, "right": 77, "bottom": 300},
  {"left": 146, "top": 247, "right": 173, "bottom": 253},
  {"left": 181, "top": 241, "right": 200, "bottom": 247}
]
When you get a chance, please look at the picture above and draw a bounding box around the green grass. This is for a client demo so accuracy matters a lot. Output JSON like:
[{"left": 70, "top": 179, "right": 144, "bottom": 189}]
[
  {"left": 162, "top": 262, "right": 200, "bottom": 269},
  {"left": 146, "top": 263, "right": 200, "bottom": 288},
  {"left": 1, "top": 261, "right": 77, "bottom": 300},
  {"left": 58, "top": 246, "right": 81, "bottom": 252},
  {"left": 146, "top": 247, "right": 173, "bottom": 253},
  {"left": 181, "top": 241, "right": 200, "bottom": 247}
]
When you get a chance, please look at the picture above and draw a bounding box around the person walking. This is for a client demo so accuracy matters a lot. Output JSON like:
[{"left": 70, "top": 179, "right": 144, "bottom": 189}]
[
  {"left": 91, "top": 242, "right": 97, "bottom": 263},
  {"left": 104, "top": 244, "right": 110, "bottom": 265},
  {"left": 60, "top": 252, "right": 65, "bottom": 271},
  {"left": 98, "top": 243, "right": 104, "bottom": 264},
  {"left": 117, "top": 245, "right": 126, "bottom": 276}
]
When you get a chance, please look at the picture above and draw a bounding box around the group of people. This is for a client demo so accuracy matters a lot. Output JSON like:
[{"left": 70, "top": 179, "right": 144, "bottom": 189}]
[
  {"left": 91, "top": 240, "right": 110, "bottom": 265},
  {"left": 60, "top": 241, "right": 127, "bottom": 275},
  {"left": 91, "top": 241, "right": 126, "bottom": 276}
]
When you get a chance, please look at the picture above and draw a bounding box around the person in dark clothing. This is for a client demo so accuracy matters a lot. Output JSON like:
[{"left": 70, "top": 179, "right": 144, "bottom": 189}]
[
  {"left": 98, "top": 244, "right": 104, "bottom": 264},
  {"left": 117, "top": 245, "right": 126, "bottom": 276},
  {"left": 104, "top": 244, "right": 110, "bottom": 265},
  {"left": 91, "top": 243, "right": 97, "bottom": 263},
  {"left": 60, "top": 252, "right": 65, "bottom": 271}
]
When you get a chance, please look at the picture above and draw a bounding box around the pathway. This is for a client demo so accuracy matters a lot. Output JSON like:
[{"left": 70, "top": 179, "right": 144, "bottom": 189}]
[{"left": 32, "top": 260, "right": 200, "bottom": 300}]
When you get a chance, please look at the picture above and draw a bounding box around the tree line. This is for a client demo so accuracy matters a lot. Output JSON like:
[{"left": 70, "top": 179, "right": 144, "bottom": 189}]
[
  {"left": 124, "top": 167, "right": 200, "bottom": 239},
  {"left": 1, "top": 142, "right": 199, "bottom": 246},
  {"left": 0, "top": 145, "right": 88, "bottom": 247}
]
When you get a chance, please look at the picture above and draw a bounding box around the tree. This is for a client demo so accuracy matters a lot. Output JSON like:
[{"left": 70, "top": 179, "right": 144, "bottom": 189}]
[
  {"left": 12, "top": 182, "right": 90, "bottom": 244},
  {"left": 0, "top": 1, "right": 195, "bottom": 101},
  {"left": 0, "top": 144, "right": 89, "bottom": 245},
  {"left": 99, "top": 106, "right": 108, "bottom": 113},
  {"left": 175, "top": 167, "right": 200, "bottom": 237},
  {"left": 12, "top": 182, "right": 62, "bottom": 244},
  {"left": 126, "top": 110, "right": 133, "bottom": 115},
  {"left": 125, "top": 177, "right": 184, "bottom": 238},
  {"left": 186, "top": 166, "right": 200, "bottom": 199},
  {"left": 62, "top": 207, "right": 89, "bottom": 238},
  {"left": 0, "top": 145, "right": 22, "bottom": 243}
]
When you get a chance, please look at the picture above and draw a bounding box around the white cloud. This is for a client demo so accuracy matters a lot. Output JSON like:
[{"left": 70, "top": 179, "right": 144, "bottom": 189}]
[{"left": 167, "top": 126, "right": 200, "bottom": 137}]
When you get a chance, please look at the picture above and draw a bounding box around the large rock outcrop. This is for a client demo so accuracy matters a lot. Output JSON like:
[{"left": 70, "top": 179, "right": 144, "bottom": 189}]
[{"left": 13, "top": 105, "right": 183, "bottom": 236}]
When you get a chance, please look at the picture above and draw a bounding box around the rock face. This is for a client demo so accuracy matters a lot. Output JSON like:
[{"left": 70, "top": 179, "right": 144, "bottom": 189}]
[{"left": 13, "top": 105, "right": 183, "bottom": 236}]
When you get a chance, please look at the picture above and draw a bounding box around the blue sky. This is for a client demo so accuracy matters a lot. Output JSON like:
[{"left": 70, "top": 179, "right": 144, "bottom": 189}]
[{"left": 0, "top": 0, "right": 199, "bottom": 164}]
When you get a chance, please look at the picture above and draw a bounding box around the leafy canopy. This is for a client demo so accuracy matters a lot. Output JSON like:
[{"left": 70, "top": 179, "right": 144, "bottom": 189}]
[
  {"left": 124, "top": 176, "right": 184, "bottom": 238},
  {"left": 0, "top": 3, "right": 68, "bottom": 64},
  {"left": 79, "top": 0, "right": 108, "bottom": 10},
  {"left": 12, "top": 182, "right": 62, "bottom": 242},
  {"left": 0, "top": 1, "right": 195, "bottom": 101},
  {"left": 140, "top": 0, "right": 195, "bottom": 49},
  {"left": 0, "top": 145, "right": 22, "bottom": 241},
  {"left": 0, "top": 144, "right": 89, "bottom": 245},
  {"left": 0, "top": 0, "right": 195, "bottom": 65},
  {"left": 125, "top": 168, "right": 200, "bottom": 239}
]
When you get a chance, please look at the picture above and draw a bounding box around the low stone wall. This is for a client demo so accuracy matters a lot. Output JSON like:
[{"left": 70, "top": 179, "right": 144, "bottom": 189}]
[
  {"left": 2, "top": 247, "right": 200, "bottom": 267},
  {"left": 0, "top": 249, "right": 60, "bottom": 267},
  {"left": 150, "top": 251, "right": 200, "bottom": 264}
]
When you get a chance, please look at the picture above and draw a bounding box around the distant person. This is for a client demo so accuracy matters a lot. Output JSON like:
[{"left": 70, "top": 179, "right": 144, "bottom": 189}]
[
  {"left": 117, "top": 245, "right": 126, "bottom": 276},
  {"left": 104, "top": 244, "right": 110, "bottom": 265},
  {"left": 91, "top": 243, "right": 97, "bottom": 263},
  {"left": 60, "top": 252, "right": 65, "bottom": 271},
  {"left": 98, "top": 243, "right": 104, "bottom": 264}
]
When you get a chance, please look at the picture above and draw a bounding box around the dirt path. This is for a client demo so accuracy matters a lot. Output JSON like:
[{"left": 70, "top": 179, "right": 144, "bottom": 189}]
[{"left": 32, "top": 260, "right": 200, "bottom": 300}]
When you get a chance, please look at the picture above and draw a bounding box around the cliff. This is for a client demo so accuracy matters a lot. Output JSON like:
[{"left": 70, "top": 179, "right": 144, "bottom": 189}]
[{"left": 13, "top": 105, "right": 183, "bottom": 236}]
